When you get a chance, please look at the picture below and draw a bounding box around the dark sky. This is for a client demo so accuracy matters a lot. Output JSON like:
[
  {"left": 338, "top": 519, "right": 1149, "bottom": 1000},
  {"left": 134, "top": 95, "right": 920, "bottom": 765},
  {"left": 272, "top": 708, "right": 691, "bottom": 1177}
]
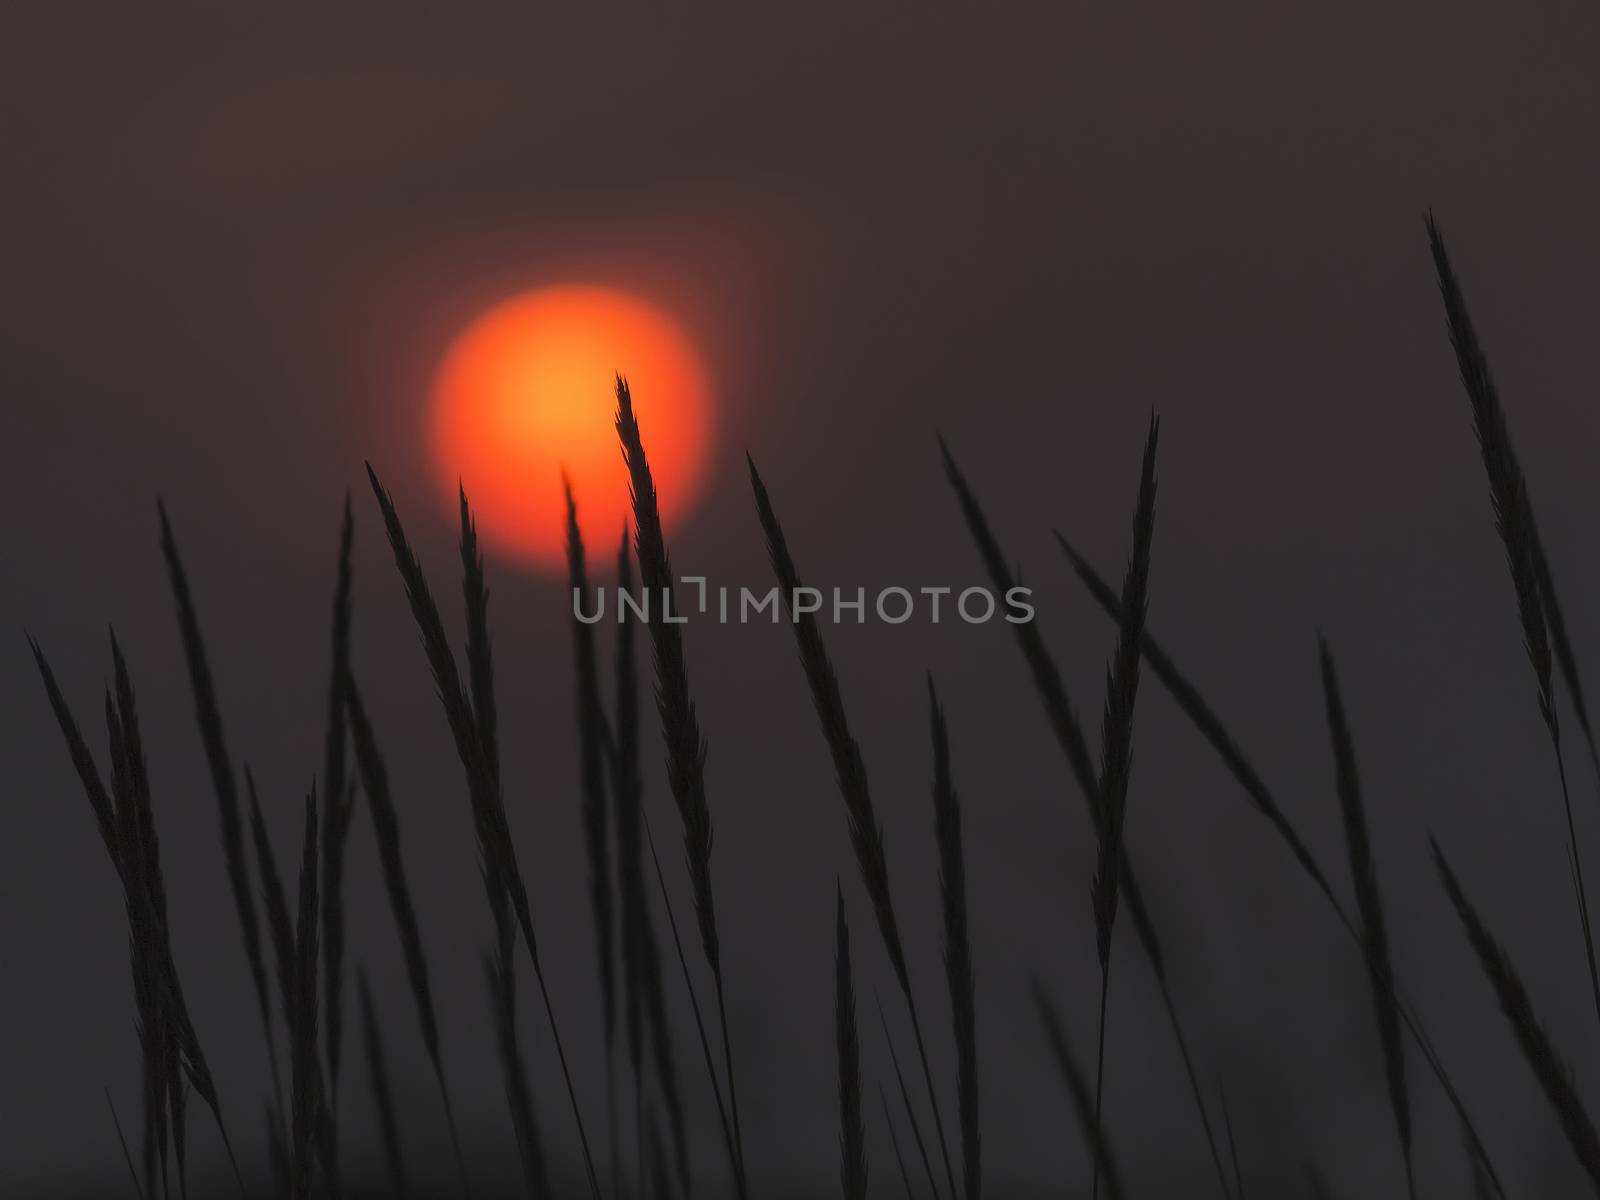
[{"left": 4, "top": 2, "right": 1600, "bottom": 1196}]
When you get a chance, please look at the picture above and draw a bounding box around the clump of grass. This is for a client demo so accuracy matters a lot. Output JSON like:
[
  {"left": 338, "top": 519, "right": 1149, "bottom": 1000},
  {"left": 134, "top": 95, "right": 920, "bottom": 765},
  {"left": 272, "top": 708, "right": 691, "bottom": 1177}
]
[
  {"left": 245, "top": 765, "right": 344, "bottom": 1198},
  {"left": 103, "top": 631, "right": 235, "bottom": 1196},
  {"left": 33, "top": 633, "right": 224, "bottom": 1195},
  {"left": 1317, "top": 639, "right": 1413, "bottom": 1195},
  {"left": 1032, "top": 982, "right": 1125, "bottom": 1200},
  {"left": 39, "top": 211, "right": 1600, "bottom": 1199},
  {"left": 615, "top": 377, "right": 748, "bottom": 1198},
  {"left": 748, "top": 451, "right": 958, "bottom": 1200},
  {"left": 928, "top": 679, "right": 979, "bottom": 1200},
  {"left": 1432, "top": 836, "right": 1600, "bottom": 1187},
  {"left": 356, "top": 970, "right": 407, "bottom": 1200},
  {"left": 836, "top": 887, "right": 868, "bottom": 1200},
  {"left": 115, "top": 634, "right": 237, "bottom": 1191},
  {"left": 1427, "top": 213, "right": 1600, "bottom": 1028},
  {"left": 1087, "top": 416, "right": 1158, "bottom": 1200}
]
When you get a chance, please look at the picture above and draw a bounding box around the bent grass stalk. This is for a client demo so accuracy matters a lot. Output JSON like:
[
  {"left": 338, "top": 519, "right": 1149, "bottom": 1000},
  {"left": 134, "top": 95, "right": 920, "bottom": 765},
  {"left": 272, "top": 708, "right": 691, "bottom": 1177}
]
[
  {"left": 1427, "top": 214, "right": 1600, "bottom": 1033},
  {"left": 1433, "top": 837, "right": 1600, "bottom": 1188},
  {"left": 1318, "top": 640, "right": 1414, "bottom": 1196}
]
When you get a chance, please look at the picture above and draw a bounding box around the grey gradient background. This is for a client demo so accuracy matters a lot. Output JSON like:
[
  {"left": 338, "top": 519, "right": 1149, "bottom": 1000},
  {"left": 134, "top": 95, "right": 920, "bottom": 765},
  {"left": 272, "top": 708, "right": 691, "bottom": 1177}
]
[{"left": 4, "top": 2, "right": 1600, "bottom": 1195}]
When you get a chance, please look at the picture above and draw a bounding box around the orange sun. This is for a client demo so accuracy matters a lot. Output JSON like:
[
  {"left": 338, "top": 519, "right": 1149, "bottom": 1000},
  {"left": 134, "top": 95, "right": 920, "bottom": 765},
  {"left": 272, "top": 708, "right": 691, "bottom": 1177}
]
[{"left": 430, "top": 285, "right": 715, "bottom": 571}]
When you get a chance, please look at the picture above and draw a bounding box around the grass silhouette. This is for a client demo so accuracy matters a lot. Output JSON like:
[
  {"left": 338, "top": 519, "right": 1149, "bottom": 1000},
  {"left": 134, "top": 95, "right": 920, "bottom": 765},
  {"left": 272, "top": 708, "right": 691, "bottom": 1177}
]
[{"left": 24, "top": 219, "right": 1600, "bottom": 1199}]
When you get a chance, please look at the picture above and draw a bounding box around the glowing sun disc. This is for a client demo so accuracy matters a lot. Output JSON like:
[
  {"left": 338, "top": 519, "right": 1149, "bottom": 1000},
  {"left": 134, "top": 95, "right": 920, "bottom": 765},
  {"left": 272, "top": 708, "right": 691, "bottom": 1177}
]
[{"left": 429, "top": 285, "right": 715, "bottom": 572}]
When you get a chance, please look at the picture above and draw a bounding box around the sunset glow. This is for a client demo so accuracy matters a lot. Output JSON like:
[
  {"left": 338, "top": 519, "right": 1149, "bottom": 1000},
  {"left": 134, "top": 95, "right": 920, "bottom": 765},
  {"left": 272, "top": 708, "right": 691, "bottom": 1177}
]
[{"left": 430, "top": 286, "right": 715, "bottom": 571}]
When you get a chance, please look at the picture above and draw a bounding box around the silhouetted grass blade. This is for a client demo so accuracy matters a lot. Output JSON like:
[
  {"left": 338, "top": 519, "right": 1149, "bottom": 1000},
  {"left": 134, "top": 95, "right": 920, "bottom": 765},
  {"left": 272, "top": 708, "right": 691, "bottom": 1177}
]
[
  {"left": 1529, "top": 519, "right": 1600, "bottom": 785},
  {"left": 1088, "top": 416, "right": 1158, "bottom": 1200},
  {"left": 27, "top": 636, "right": 116, "bottom": 856},
  {"left": 749, "top": 451, "right": 957, "bottom": 1200},
  {"left": 366, "top": 463, "right": 600, "bottom": 1199},
  {"left": 878, "top": 999, "right": 942, "bottom": 1200},
  {"left": 356, "top": 971, "right": 407, "bottom": 1200},
  {"left": 1056, "top": 536, "right": 1505, "bottom": 1196},
  {"left": 1318, "top": 639, "right": 1413, "bottom": 1195},
  {"left": 1427, "top": 214, "right": 1600, "bottom": 1030},
  {"left": 108, "top": 633, "right": 238, "bottom": 1191},
  {"left": 157, "top": 506, "right": 276, "bottom": 1106},
  {"left": 1032, "top": 983, "right": 1125, "bottom": 1200},
  {"left": 320, "top": 496, "right": 356, "bottom": 1105},
  {"left": 928, "top": 679, "right": 979, "bottom": 1200},
  {"left": 567, "top": 481, "right": 618, "bottom": 1042},
  {"left": 617, "top": 378, "right": 748, "bottom": 1199},
  {"left": 1432, "top": 836, "right": 1600, "bottom": 1188},
  {"left": 615, "top": 526, "right": 695, "bottom": 1199},
  {"left": 1054, "top": 535, "right": 1339, "bottom": 907},
  {"left": 566, "top": 485, "right": 620, "bottom": 1195},
  {"left": 944, "top": 438, "right": 1229, "bottom": 1195},
  {"left": 486, "top": 953, "right": 550, "bottom": 1198},
  {"left": 290, "top": 792, "right": 319, "bottom": 1200},
  {"left": 245, "top": 767, "right": 296, "bottom": 1022},
  {"left": 1218, "top": 1080, "right": 1246, "bottom": 1200},
  {"left": 837, "top": 888, "right": 868, "bottom": 1200},
  {"left": 344, "top": 675, "right": 470, "bottom": 1194},
  {"left": 880, "top": 1085, "right": 917, "bottom": 1200}
]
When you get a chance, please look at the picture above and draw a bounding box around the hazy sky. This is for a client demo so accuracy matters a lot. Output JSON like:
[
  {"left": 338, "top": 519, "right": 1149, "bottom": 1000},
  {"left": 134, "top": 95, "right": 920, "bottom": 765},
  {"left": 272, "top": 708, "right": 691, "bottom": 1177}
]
[{"left": 4, "top": 3, "right": 1600, "bottom": 1196}]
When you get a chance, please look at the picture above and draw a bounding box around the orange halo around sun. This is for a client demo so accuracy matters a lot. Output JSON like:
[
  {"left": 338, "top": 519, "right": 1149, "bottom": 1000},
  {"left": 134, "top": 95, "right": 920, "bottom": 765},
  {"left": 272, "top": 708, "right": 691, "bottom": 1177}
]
[{"left": 430, "top": 285, "right": 715, "bottom": 572}]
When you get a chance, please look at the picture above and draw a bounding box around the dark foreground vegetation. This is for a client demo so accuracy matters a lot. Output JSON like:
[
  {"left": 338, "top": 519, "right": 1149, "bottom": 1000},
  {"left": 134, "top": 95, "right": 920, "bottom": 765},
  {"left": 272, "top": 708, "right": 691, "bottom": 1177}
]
[{"left": 25, "top": 217, "right": 1600, "bottom": 1198}]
